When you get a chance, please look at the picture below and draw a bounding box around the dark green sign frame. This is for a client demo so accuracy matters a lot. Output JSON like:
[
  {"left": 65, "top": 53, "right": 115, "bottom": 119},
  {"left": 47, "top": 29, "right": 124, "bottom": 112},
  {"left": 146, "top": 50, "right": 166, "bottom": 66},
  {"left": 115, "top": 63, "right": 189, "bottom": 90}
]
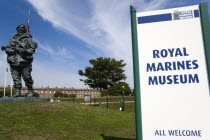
[
  {"left": 200, "top": 3, "right": 210, "bottom": 85},
  {"left": 130, "top": 3, "right": 210, "bottom": 140},
  {"left": 130, "top": 6, "right": 143, "bottom": 140}
]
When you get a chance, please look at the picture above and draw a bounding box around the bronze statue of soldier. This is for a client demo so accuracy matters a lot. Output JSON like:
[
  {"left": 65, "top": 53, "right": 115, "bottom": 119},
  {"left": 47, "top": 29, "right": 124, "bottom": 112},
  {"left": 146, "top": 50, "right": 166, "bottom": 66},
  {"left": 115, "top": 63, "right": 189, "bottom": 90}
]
[{"left": 1, "top": 24, "right": 38, "bottom": 97}]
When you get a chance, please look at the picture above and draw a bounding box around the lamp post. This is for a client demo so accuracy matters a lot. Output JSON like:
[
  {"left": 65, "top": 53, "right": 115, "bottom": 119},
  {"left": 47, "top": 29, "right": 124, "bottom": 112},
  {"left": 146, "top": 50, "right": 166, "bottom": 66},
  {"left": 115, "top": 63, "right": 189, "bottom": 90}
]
[
  {"left": 122, "top": 86, "right": 125, "bottom": 111},
  {"left": 107, "top": 85, "right": 110, "bottom": 96}
]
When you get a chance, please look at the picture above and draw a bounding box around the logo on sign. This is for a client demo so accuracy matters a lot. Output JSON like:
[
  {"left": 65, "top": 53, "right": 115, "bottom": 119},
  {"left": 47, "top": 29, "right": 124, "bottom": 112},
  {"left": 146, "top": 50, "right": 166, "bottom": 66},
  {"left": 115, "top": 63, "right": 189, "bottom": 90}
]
[{"left": 173, "top": 10, "right": 193, "bottom": 20}]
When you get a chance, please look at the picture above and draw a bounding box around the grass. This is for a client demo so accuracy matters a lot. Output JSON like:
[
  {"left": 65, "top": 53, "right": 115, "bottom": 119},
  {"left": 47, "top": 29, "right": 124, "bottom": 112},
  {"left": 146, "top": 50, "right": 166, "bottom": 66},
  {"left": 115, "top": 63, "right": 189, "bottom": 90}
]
[{"left": 0, "top": 101, "right": 136, "bottom": 140}]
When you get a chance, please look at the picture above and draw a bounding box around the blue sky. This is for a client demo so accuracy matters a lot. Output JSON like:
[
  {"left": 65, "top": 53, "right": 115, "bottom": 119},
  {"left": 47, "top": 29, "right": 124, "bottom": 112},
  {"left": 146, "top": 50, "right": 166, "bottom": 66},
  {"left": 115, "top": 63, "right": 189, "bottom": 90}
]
[{"left": 0, "top": 0, "right": 209, "bottom": 88}]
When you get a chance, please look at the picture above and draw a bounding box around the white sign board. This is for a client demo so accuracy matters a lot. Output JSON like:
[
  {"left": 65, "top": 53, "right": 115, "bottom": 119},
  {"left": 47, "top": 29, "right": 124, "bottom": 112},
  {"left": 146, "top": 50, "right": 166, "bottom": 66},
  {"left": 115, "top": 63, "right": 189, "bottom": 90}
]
[
  {"left": 136, "top": 5, "right": 210, "bottom": 140},
  {"left": 84, "top": 95, "right": 91, "bottom": 102}
]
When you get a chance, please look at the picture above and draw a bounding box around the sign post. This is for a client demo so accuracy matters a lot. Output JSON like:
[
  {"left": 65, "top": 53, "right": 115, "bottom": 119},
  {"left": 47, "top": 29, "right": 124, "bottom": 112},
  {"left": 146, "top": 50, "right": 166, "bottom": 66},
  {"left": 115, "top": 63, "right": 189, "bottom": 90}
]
[
  {"left": 131, "top": 3, "right": 210, "bottom": 140},
  {"left": 130, "top": 6, "right": 143, "bottom": 140}
]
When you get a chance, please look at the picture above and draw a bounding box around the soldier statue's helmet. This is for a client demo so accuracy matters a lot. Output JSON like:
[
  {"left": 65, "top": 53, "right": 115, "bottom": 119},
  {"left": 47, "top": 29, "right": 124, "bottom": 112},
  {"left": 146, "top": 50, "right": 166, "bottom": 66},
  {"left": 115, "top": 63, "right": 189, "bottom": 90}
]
[{"left": 16, "top": 24, "right": 26, "bottom": 31}]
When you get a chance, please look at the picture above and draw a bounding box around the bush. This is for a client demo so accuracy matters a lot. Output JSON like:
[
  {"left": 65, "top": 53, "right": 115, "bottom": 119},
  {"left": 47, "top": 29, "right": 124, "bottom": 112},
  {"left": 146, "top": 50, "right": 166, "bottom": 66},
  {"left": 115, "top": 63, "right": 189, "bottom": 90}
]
[
  {"left": 63, "top": 93, "right": 68, "bottom": 97},
  {"left": 54, "top": 91, "right": 63, "bottom": 97},
  {"left": 69, "top": 94, "right": 76, "bottom": 98},
  {"left": 24, "top": 92, "right": 40, "bottom": 97},
  {"left": 0, "top": 88, "right": 16, "bottom": 97}
]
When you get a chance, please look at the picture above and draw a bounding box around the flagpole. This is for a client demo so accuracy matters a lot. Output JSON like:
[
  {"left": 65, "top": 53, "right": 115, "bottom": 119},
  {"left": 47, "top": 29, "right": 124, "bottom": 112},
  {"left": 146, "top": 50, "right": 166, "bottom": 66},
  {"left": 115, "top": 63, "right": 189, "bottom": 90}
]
[
  {"left": 3, "top": 66, "right": 8, "bottom": 98},
  {"left": 10, "top": 79, "right": 13, "bottom": 97}
]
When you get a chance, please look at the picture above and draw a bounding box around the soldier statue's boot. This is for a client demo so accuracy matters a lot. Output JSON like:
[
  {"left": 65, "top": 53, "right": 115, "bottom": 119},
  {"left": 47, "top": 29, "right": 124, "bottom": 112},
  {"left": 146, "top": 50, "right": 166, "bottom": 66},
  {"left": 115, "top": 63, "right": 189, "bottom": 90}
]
[
  {"left": 27, "top": 88, "right": 34, "bottom": 97},
  {"left": 13, "top": 88, "right": 23, "bottom": 97}
]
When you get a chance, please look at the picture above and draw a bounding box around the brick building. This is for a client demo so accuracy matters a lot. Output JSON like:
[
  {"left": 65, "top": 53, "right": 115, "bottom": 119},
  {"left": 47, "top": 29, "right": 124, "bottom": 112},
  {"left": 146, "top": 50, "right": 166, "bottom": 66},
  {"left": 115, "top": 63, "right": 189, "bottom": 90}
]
[{"left": 0, "top": 86, "right": 101, "bottom": 98}]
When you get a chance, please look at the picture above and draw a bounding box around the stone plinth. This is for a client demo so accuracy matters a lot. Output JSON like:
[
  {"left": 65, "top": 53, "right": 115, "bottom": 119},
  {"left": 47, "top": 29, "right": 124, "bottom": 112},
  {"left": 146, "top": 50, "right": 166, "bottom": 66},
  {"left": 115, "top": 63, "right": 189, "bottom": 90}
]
[{"left": 0, "top": 97, "right": 49, "bottom": 102}]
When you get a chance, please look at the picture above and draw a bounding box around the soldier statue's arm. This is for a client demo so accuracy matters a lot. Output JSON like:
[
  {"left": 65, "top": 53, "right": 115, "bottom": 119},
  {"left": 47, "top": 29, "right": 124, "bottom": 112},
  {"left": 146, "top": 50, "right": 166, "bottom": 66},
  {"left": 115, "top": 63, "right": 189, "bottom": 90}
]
[
  {"left": 1, "top": 37, "right": 17, "bottom": 54},
  {"left": 1, "top": 45, "right": 16, "bottom": 55},
  {"left": 1, "top": 36, "right": 18, "bottom": 53},
  {"left": 1, "top": 46, "right": 8, "bottom": 51},
  {"left": 3, "top": 38, "right": 22, "bottom": 54}
]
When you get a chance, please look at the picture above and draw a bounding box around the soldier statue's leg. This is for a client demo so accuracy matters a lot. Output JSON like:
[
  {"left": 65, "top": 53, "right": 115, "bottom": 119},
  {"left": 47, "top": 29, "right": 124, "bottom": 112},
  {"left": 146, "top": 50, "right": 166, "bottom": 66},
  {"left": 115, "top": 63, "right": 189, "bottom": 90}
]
[
  {"left": 22, "top": 65, "right": 34, "bottom": 97},
  {"left": 10, "top": 66, "right": 23, "bottom": 97}
]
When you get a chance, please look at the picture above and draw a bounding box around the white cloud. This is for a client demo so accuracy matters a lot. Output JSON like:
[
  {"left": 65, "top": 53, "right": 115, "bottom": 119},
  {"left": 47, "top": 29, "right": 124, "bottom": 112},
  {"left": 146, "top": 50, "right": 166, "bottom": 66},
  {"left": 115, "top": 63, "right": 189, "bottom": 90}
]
[
  {"left": 36, "top": 39, "right": 74, "bottom": 59},
  {"left": 25, "top": 0, "right": 173, "bottom": 88}
]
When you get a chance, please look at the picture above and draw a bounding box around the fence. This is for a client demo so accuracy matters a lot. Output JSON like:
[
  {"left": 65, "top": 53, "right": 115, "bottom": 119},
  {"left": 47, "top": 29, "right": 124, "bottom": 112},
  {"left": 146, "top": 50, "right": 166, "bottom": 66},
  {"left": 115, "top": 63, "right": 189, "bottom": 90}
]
[
  {"left": 54, "top": 96, "right": 135, "bottom": 112},
  {"left": 91, "top": 96, "right": 135, "bottom": 112}
]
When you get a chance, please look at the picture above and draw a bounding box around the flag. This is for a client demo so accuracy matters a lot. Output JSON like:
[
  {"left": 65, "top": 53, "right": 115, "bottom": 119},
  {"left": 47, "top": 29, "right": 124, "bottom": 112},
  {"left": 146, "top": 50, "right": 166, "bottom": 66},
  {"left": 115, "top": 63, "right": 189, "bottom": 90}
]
[{"left": 26, "top": 9, "right": 30, "bottom": 35}]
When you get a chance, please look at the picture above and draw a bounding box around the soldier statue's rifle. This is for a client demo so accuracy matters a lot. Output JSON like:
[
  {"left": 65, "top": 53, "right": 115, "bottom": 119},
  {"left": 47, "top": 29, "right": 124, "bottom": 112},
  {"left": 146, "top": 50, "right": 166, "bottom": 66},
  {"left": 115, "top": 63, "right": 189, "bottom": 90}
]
[
  {"left": 1, "top": 45, "right": 9, "bottom": 51},
  {"left": 26, "top": 10, "right": 33, "bottom": 42}
]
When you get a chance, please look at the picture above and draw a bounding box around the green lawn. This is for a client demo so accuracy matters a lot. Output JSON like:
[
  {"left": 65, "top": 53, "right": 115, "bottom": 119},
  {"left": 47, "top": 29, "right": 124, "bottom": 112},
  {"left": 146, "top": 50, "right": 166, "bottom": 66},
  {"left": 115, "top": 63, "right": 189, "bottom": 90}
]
[{"left": 0, "top": 101, "right": 136, "bottom": 140}]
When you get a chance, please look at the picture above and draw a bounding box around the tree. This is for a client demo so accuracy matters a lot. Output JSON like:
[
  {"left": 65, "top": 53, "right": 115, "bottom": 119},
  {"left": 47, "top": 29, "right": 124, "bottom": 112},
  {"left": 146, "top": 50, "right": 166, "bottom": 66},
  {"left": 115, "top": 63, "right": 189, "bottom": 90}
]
[
  {"left": 103, "top": 82, "right": 132, "bottom": 96},
  {"left": 78, "top": 57, "right": 127, "bottom": 90},
  {"left": 53, "top": 91, "right": 63, "bottom": 97}
]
